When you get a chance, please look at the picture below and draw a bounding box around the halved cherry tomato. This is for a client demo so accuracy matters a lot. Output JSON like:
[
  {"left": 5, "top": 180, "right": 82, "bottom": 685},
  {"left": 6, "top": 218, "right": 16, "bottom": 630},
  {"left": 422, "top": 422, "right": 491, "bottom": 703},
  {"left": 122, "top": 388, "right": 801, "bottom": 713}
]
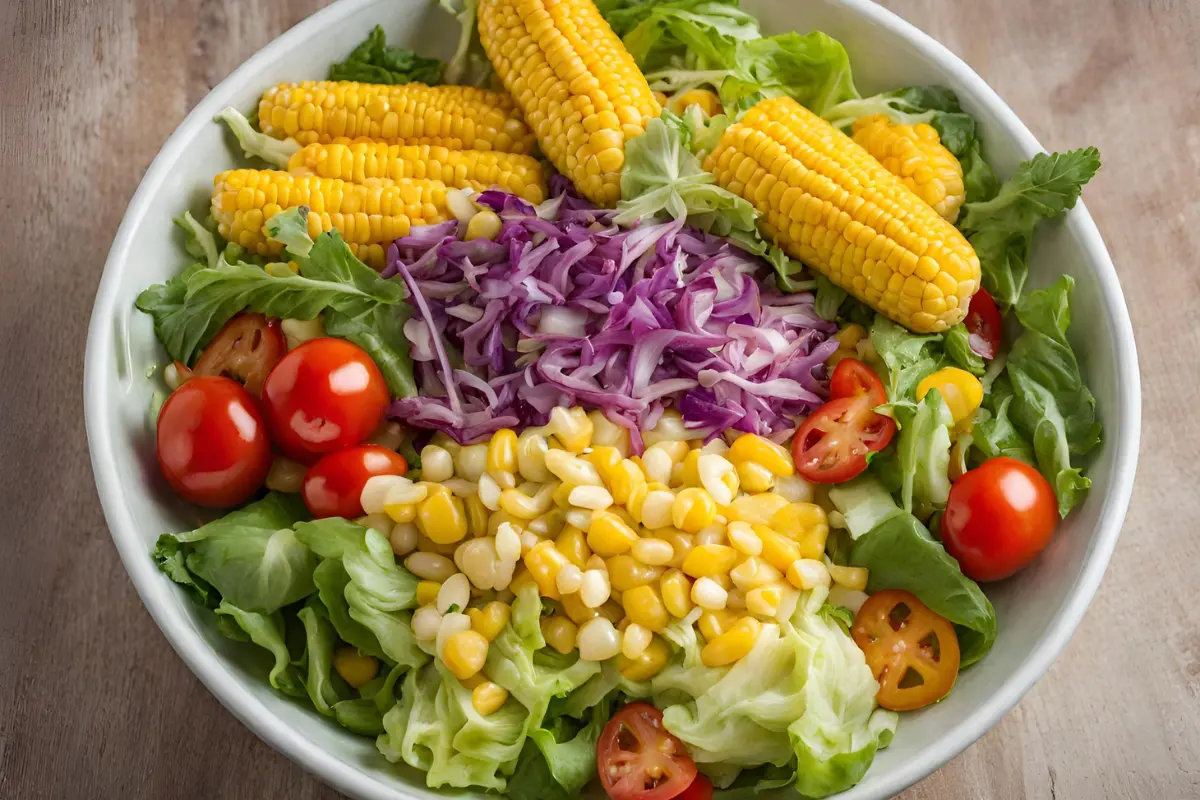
[
  {"left": 941, "top": 457, "right": 1058, "bottom": 582},
  {"left": 597, "top": 703, "right": 697, "bottom": 800},
  {"left": 829, "top": 358, "right": 888, "bottom": 406},
  {"left": 676, "top": 775, "right": 714, "bottom": 800},
  {"left": 792, "top": 396, "right": 895, "bottom": 484},
  {"left": 193, "top": 313, "right": 286, "bottom": 397},
  {"left": 964, "top": 287, "right": 1002, "bottom": 360},
  {"left": 261, "top": 338, "right": 390, "bottom": 463},
  {"left": 851, "top": 589, "right": 960, "bottom": 711},
  {"left": 302, "top": 445, "right": 408, "bottom": 518},
  {"left": 155, "top": 376, "right": 271, "bottom": 507}
]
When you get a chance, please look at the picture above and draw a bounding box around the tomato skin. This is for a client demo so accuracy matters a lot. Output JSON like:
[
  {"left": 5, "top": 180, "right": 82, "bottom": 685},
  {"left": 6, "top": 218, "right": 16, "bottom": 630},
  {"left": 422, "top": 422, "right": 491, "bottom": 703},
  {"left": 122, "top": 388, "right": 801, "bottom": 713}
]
[
  {"left": 829, "top": 358, "right": 887, "bottom": 406},
  {"left": 676, "top": 775, "right": 714, "bottom": 800},
  {"left": 302, "top": 446, "right": 408, "bottom": 518},
  {"left": 792, "top": 396, "right": 896, "bottom": 484},
  {"left": 941, "top": 457, "right": 1059, "bottom": 582},
  {"left": 597, "top": 703, "right": 697, "bottom": 800},
  {"left": 852, "top": 589, "right": 960, "bottom": 711},
  {"left": 964, "top": 288, "right": 1002, "bottom": 360},
  {"left": 193, "top": 313, "right": 286, "bottom": 396},
  {"left": 261, "top": 338, "right": 390, "bottom": 463},
  {"left": 155, "top": 376, "right": 271, "bottom": 508}
]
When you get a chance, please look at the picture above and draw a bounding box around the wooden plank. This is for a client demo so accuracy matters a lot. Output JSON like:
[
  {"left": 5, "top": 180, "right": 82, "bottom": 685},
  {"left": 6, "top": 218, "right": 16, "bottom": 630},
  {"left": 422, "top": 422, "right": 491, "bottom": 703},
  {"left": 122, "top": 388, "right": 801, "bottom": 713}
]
[{"left": 0, "top": 0, "right": 1192, "bottom": 797}]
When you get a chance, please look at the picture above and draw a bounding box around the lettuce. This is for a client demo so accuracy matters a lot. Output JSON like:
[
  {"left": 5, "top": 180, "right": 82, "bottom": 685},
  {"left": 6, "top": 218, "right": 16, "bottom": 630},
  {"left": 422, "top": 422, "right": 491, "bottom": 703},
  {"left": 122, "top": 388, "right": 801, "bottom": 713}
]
[
  {"left": 296, "top": 598, "right": 348, "bottom": 715},
  {"left": 895, "top": 389, "right": 955, "bottom": 516},
  {"left": 972, "top": 378, "right": 1036, "bottom": 465},
  {"left": 213, "top": 600, "right": 306, "bottom": 696},
  {"left": 944, "top": 323, "right": 986, "bottom": 375},
  {"left": 214, "top": 107, "right": 299, "bottom": 168},
  {"left": 850, "top": 513, "right": 997, "bottom": 666},
  {"left": 605, "top": 0, "right": 759, "bottom": 73},
  {"left": 137, "top": 207, "right": 417, "bottom": 396},
  {"left": 153, "top": 493, "right": 315, "bottom": 614},
  {"left": 719, "top": 32, "right": 857, "bottom": 118},
  {"left": 959, "top": 148, "right": 1101, "bottom": 308},
  {"left": 827, "top": 476, "right": 902, "bottom": 539},
  {"left": 1005, "top": 276, "right": 1101, "bottom": 515},
  {"left": 869, "top": 317, "right": 941, "bottom": 404},
  {"left": 328, "top": 25, "right": 443, "bottom": 85}
]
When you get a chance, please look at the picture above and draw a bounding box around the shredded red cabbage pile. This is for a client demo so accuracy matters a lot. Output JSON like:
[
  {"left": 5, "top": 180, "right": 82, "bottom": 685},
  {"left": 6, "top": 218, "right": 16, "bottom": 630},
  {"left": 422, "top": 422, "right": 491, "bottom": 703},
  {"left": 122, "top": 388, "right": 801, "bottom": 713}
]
[{"left": 385, "top": 177, "right": 837, "bottom": 450}]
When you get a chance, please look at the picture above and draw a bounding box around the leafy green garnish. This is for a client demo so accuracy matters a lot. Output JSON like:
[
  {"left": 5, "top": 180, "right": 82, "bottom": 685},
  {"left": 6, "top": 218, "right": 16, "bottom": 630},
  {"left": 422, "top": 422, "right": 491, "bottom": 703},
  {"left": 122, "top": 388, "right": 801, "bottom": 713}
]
[
  {"left": 813, "top": 274, "right": 848, "bottom": 321},
  {"left": 943, "top": 323, "right": 986, "bottom": 375},
  {"left": 214, "top": 107, "right": 299, "bottom": 168},
  {"left": 869, "top": 317, "right": 942, "bottom": 404},
  {"left": 959, "top": 148, "right": 1101, "bottom": 308},
  {"left": 329, "top": 25, "right": 443, "bottom": 85}
]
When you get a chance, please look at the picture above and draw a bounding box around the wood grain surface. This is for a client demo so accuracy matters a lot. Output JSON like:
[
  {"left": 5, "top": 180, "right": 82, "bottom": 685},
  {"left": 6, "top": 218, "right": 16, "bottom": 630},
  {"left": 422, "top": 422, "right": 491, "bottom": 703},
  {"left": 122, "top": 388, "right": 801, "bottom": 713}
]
[{"left": 0, "top": 0, "right": 1193, "bottom": 797}]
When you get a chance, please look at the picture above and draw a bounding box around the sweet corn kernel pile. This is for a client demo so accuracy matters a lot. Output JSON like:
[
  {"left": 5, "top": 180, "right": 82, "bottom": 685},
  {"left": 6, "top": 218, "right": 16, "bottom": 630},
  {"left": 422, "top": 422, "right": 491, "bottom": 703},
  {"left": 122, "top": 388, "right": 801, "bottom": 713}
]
[{"left": 350, "top": 407, "right": 870, "bottom": 716}]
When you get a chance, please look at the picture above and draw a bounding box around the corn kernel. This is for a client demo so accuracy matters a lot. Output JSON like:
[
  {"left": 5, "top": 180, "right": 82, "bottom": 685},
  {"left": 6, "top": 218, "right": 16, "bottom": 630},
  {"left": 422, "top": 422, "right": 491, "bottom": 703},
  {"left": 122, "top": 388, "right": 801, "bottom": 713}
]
[
  {"left": 540, "top": 615, "right": 578, "bottom": 655},
  {"left": 771, "top": 503, "right": 829, "bottom": 558},
  {"left": 631, "top": 538, "right": 674, "bottom": 567},
  {"left": 829, "top": 564, "right": 869, "bottom": 591},
  {"left": 556, "top": 563, "right": 584, "bottom": 595},
  {"left": 641, "top": 449, "right": 672, "bottom": 486},
  {"left": 701, "top": 617, "right": 761, "bottom": 667},
  {"left": 555, "top": 526, "right": 591, "bottom": 569},
  {"left": 726, "top": 586, "right": 747, "bottom": 611},
  {"left": 639, "top": 490, "right": 676, "bottom": 530},
  {"left": 745, "top": 584, "right": 784, "bottom": 618},
  {"left": 412, "top": 605, "right": 443, "bottom": 640},
  {"left": 559, "top": 591, "right": 599, "bottom": 625},
  {"left": 416, "top": 491, "right": 469, "bottom": 545},
  {"left": 729, "top": 434, "right": 794, "bottom": 477},
  {"left": 468, "top": 601, "right": 511, "bottom": 641},
  {"left": 618, "top": 635, "right": 670, "bottom": 681},
  {"left": 545, "top": 449, "right": 603, "bottom": 487},
  {"left": 589, "top": 409, "right": 631, "bottom": 454},
  {"left": 622, "top": 584, "right": 670, "bottom": 632},
  {"left": 602, "top": 459, "right": 646, "bottom": 507},
  {"left": 661, "top": 530, "right": 695, "bottom": 569},
  {"left": 549, "top": 407, "right": 593, "bottom": 453},
  {"left": 443, "top": 629, "right": 489, "bottom": 680},
  {"left": 471, "top": 681, "right": 509, "bottom": 716},
  {"left": 585, "top": 446, "right": 623, "bottom": 473},
  {"left": 333, "top": 647, "right": 378, "bottom": 689},
  {"left": 694, "top": 523, "right": 726, "bottom": 547},
  {"left": 420, "top": 445, "right": 454, "bottom": 483},
  {"left": 570, "top": 485, "right": 614, "bottom": 510},
  {"left": 486, "top": 429, "right": 518, "bottom": 478},
  {"left": 648, "top": 440, "right": 690, "bottom": 464},
  {"left": 727, "top": 521, "right": 762, "bottom": 556},
  {"left": 580, "top": 569, "right": 611, "bottom": 608},
  {"left": 517, "top": 430, "right": 551, "bottom": 482},
  {"left": 390, "top": 522, "right": 419, "bottom": 556},
  {"left": 774, "top": 474, "right": 814, "bottom": 503},
  {"left": 606, "top": 555, "right": 663, "bottom": 592},
  {"left": 730, "top": 556, "right": 782, "bottom": 591},
  {"left": 406, "top": 552, "right": 457, "bottom": 582},
  {"left": 577, "top": 617, "right": 621, "bottom": 661},
  {"left": 454, "top": 444, "right": 487, "bottom": 482},
  {"left": 691, "top": 576, "right": 728, "bottom": 610},
  {"left": 697, "top": 453, "right": 738, "bottom": 506},
  {"left": 698, "top": 608, "right": 739, "bottom": 641},
  {"left": 681, "top": 544, "right": 738, "bottom": 578},
  {"left": 499, "top": 486, "right": 554, "bottom": 520},
  {"left": 523, "top": 540, "right": 570, "bottom": 599},
  {"left": 729, "top": 493, "right": 789, "bottom": 525},
  {"left": 736, "top": 461, "right": 776, "bottom": 493},
  {"left": 527, "top": 508, "right": 565, "bottom": 538},
  {"left": 757, "top": 527, "right": 803, "bottom": 572},
  {"left": 416, "top": 580, "right": 442, "bottom": 607},
  {"left": 587, "top": 512, "right": 639, "bottom": 557},
  {"left": 786, "top": 559, "right": 832, "bottom": 590},
  {"left": 660, "top": 569, "right": 693, "bottom": 617},
  {"left": 672, "top": 488, "right": 717, "bottom": 533}
]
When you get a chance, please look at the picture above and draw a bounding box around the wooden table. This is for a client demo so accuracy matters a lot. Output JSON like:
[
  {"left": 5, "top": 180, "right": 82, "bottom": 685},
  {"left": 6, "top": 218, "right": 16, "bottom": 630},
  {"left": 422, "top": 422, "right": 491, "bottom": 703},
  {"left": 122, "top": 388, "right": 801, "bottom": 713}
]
[{"left": 0, "top": 0, "right": 1191, "bottom": 797}]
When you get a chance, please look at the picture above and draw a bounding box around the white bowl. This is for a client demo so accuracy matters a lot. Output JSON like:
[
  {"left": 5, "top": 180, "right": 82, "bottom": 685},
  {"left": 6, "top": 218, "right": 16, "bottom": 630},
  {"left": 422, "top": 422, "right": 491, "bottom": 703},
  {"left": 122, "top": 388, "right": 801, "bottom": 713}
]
[{"left": 84, "top": 0, "right": 1140, "bottom": 797}]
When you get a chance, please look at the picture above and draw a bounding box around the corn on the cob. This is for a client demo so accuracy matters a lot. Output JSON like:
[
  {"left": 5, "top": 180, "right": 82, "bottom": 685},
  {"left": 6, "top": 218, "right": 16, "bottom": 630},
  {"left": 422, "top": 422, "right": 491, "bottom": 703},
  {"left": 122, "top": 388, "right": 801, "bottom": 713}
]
[
  {"left": 705, "top": 96, "right": 980, "bottom": 333},
  {"left": 477, "top": 0, "right": 661, "bottom": 206},
  {"left": 851, "top": 114, "right": 965, "bottom": 223},
  {"left": 258, "top": 80, "right": 537, "bottom": 154},
  {"left": 211, "top": 169, "right": 450, "bottom": 269},
  {"left": 287, "top": 140, "right": 547, "bottom": 204}
]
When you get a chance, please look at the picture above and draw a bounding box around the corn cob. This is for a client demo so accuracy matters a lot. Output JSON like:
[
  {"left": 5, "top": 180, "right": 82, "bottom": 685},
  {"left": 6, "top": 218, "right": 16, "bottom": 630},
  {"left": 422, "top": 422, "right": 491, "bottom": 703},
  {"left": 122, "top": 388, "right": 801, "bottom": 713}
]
[
  {"left": 705, "top": 97, "right": 980, "bottom": 333},
  {"left": 211, "top": 169, "right": 450, "bottom": 269},
  {"left": 287, "top": 140, "right": 547, "bottom": 204},
  {"left": 477, "top": 0, "right": 661, "bottom": 206},
  {"left": 851, "top": 114, "right": 965, "bottom": 223},
  {"left": 258, "top": 80, "right": 537, "bottom": 155}
]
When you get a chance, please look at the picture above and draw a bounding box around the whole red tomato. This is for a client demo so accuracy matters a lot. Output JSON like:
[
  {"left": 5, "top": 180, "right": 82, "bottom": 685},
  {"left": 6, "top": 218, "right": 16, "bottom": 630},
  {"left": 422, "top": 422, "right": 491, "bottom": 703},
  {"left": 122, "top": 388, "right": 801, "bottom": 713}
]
[
  {"left": 261, "top": 338, "right": 389, "bottom": 463},
  {"left": 942, "top": 457, "right": 1059, "bottom": 581},
  {"left": 155, "top": 376, "right": 271, "bottom": 507},
  {"left": 302, "top": 445, "right": 408, "bottom": 518}
]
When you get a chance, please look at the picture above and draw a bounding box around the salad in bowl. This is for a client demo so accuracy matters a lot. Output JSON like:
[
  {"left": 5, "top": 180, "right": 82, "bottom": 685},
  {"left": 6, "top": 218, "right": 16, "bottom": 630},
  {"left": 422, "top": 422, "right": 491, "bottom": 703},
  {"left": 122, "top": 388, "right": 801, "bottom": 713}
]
[{"left": 129, "top": 0, "right": 1104, "bottom": 797}]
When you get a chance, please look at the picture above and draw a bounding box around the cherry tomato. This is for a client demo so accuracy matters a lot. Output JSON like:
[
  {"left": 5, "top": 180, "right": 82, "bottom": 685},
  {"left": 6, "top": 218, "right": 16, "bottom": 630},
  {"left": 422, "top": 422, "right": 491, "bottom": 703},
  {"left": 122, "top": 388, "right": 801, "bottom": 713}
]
[
  {"left": 851, "top": 589, "right": 961, "bottom": 711},
  {"left": 155, "top": 376, "right": 271, "bottom": 507},
  {"left": 941, "top": 457, "right": 1058, "bottom": 582},
  {"left": 193, "top": 313, "right": 286, "bottom": 397},
  {"left": 597, "top": 703, "right": 698, "bottom": 800},
  {"left": 302, "top": 445, "right": 408, "bottom": 518},
  {"left": 792, "top": 396, "right": 896, "bottom": 484},
  {"left": 676, "top": 775, "right": 714, "bottom": 800},
  {"left": 829, "top": 358, "right": 888, "bottom": 406},
  {"left": 964, "top": 288, "right": 1002, "bottom": 360},
  {"left": 261, "top": 338, "right": 390, "bottom": 463}
]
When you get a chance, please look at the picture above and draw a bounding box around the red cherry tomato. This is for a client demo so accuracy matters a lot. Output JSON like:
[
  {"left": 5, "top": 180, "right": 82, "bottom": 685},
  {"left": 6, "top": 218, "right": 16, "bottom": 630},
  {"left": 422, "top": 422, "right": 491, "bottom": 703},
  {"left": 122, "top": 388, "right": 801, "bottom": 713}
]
[
  {"left": 964, "top": 288, "right": 1002, "bottom": 360},
  {"left": 941, "top": 457, "right": 1059, "bottom": 581},
  {"left": 193, "top": 313, "right": 286, "bottom": 396},
  {"left": 676, "top": 775, "right": 714, "bottom": 800},
  {"left": 155, "top": 376, "right": 271, "bottom": 507},
  {"left": 829, "top": 358, "right": 888, "bottom": 406},
  {"left": 597, "top": 703, "right": 697, "bottom": 800},
  {"left": 792, "top": 396, "right": 896, "bottom": 484},
  {"left": 261, "top": 338, "right": 390, "bottom": 463},
  {"left": 302, "top": 445, "right": 408, "bottom": 518}
]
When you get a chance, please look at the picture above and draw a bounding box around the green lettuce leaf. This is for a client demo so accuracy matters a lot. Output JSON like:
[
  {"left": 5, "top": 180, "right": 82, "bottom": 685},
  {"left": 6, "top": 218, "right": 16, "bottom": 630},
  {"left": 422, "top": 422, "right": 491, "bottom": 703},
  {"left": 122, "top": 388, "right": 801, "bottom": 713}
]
[
  {"left": 944, "top": 323, "right": 986, "bottom": 375},
  {"left": 296, "top": 598, "right": 348, "bottom": 715},
  {"left": 214, "top": 600, "right": 306, "bottom": 697},
  {"left": 615, "top": 116, "right": 758, "bottom": 235},
  {"left": 959, "top": 148, "right": 1101, "bottom": 308},
  {"left": 1005, "top": 276, "right": 1101, "bottom": 515},
  {"left": 174, "top": 211, "right": 222, "bottom": 269},
  {"left": 332, "top": 662, "right": 406, "bottom": 736},
  {"left": 718, "top": 32, "right": 857, "bottom": 118},
  {"left": 214, "top": 107, "right": 299, "bottom": 168},
  {"left": 152, "top": 493, "right": 315, "bottom": 614},
  {"left": 850, "top": 513, "right": 997, "bottom": 666},
  {"left": 869, "top": 317, "right": 942, "bottom": 404},
  {"left": 827, "top": 476, "right": 903, "bottom": 539},
  {"left": 607, "top": 0, "right": 759, "bottom": 73},
  {"left": 895, "top": 389, "right": 955, "bottom": 516},
  {"left": 329, "top": 25, "right": 443, "bottom": 85},
  {"left": 972, "top": 378, "right": 1035, "bottom": 465},
  {"left": 813, "top": 275, "right": 847, "bottom": 322}
]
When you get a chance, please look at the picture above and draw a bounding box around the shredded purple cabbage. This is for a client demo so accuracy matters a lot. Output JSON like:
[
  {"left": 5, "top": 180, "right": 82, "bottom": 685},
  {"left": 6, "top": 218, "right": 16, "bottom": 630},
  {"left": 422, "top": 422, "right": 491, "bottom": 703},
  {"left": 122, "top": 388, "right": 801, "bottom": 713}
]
[{"left": 386, "top": 183, "right": 837, "bottom": 448}]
